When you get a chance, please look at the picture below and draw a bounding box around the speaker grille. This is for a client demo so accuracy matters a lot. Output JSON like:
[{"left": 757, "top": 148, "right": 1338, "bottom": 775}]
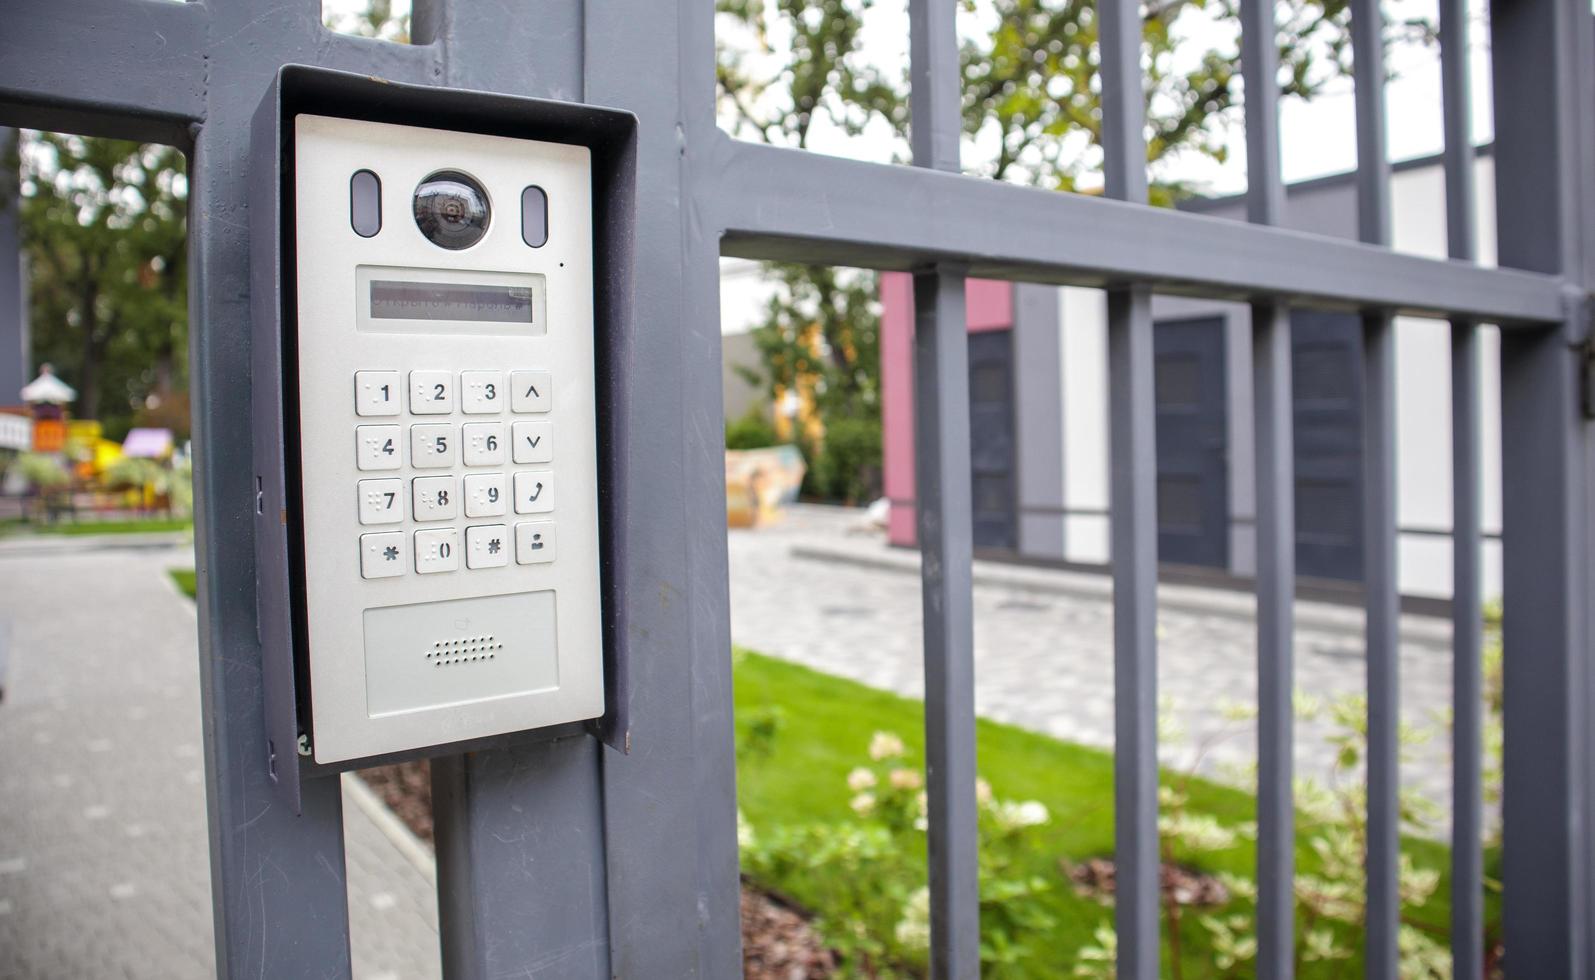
[{"left": 427, "top": 634, "right": 504, "bottom": 667}]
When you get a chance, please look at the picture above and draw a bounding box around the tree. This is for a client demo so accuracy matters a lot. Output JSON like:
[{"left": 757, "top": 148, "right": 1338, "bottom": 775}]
[{"left": 12, "top": 134, "right": 187, "bottom": 438}]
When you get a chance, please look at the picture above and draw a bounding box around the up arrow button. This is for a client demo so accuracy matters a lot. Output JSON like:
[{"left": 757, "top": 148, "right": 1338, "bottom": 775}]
[{"left": 511, "top": 370, "right": 552, "bottom": 413}]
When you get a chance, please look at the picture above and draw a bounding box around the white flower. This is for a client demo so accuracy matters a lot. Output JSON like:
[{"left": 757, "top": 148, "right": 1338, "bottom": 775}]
[
  {"left": 849, "top": 792, "right": 877, "bottom": 817},
  {"left": 869, "top": 731, "right": 906, "bottom": 761},
  {"left": 889, "top": 767, "right": 922, "bottom": 791},
  {"left": 894, "top": 886, "right": 931, "bottom": 952},
  {"left": 736, "top": 809, "right": 755, "bottom": 851},
  {"left": 975, "top": 778, "right": 994, "bottom": 805},
  {"left": 993, "top": 799, "right": 1051, "bottom": 830},
  {"left": 846, "top": 766, "right": 877, "bottom": 791}
]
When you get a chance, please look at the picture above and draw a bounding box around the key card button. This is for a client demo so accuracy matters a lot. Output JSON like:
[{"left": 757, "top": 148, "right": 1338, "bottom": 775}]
[
  {"left": 510, "top": 371, "right": 552, "bottom": 413},
  {"left": 466, "top": 524, "right": 510, "bottom": 569},
  {"left": 360, "top": 531, "right": 406, "bottom": 579},
  {"left": 357, "top": 478, "right": 404, "bottom": 525},
  {"left": 409, "top": 370, "right": 454, "bottom": 414},
  {"left": 516, "top": 521, "right": 556, "bottom": 564},
  {"left": 460, "top": 371, "right": 505, "bottom": 414},
  {"left": 410, "top": 423, "right": 456, "bottom": 468},
  {"left": 356, "top": 425, "right": 403, "bottom": 471},
  {"left": 412, "top": 475, "right": 458, "bottom": 522},
  {"left": 464, "top": 472, "right": 508, "bottom": 518},
  {"left": 355, "top": 371, "right": 401, "bottom": 417},
  {"left": 414, "top": 528, "right": 459, "bottom": 574},
  {"left": 511, "top": 420, "right": 553, "bottom": 464},
  {"left": 513, "top": 471, "right": 554, "bottom": 514}
]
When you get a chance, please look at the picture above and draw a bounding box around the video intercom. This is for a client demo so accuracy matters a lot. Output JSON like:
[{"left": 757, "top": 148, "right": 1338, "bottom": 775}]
[{"left": 252, "top": 67, "right": 635, "bottom": 793}]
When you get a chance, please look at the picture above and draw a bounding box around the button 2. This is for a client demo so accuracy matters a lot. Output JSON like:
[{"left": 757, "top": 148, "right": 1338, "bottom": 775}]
[
  {"left": 354, "top": 371, "right": 401, "bottom": 417},
  {"left": 360, "top": 531, "right": 406, "bottom": 579},
  {"left": 410, "top": 370, "right": 454, "bottom": 415},
  {"left": 513, "top": 471, "right": 554, "bottom": 514}
]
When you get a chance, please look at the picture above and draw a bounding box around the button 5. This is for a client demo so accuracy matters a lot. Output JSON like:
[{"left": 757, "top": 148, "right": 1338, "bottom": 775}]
[
  {"left": 410, "top": 423, "right": 456, "bottom": 468},
  {"left": 410, "top": 370, "right": 454, "bottom": 414}
]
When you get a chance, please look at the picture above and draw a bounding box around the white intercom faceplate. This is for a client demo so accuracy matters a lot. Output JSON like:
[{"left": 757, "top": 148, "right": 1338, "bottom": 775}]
[{"left": 292, "top": 115, "right": 603, "bottom": 763}]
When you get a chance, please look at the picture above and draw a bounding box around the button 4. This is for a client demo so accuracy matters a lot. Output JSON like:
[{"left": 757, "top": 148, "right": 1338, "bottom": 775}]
[
  {"left": 516, "top": 521, "right": 556, "bottom": 564},
  {"left": 511, "top": 420, "right": 552, "bottom": 464},
  {"left": 359, "top": 531, "right": 406, "bottom": 579},
  {"left": 410, "top": 423, "right": 456, "bottom": 468},
  {"left": 412, "top": 475, "right": 458, "bottom": 522},
  {"left": 510, "top": 371, "right": 551, "bottom": 413},
  {"left": 466, "top": 524, "right": 510, "bottom": 569},
  {"left": 513, "top": 471, "right": 554, "bottom": 514},
  {"left": 410, "top": 370, "right": 454, "bottom": 414},
  {"left": 356, "top": 425, "right": 403, "bottom": 471},
  {"left": 462, "top": 422, "right": 506, "bottom": 466},
  {"left": 354, "top": 371, "right": 401, "bottom": 417},
  {"left": 460, "top": 371, "right": 505, "bottom": 414},
  {"left": 464, "top": 473, "right": 507, "bottom": 518},
  {"left": 357, "top": 478, "right": 404, "bottom": 525},
  {"left": 414, "top": 528, "right": 459, "bottom": 574}
]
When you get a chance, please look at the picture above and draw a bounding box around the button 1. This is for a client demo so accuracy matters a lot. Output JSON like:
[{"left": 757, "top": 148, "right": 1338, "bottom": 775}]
[
  {"left": 510, "top": 371, "right": 551, "bottom": 413},
  {"left": 412, "top": 475, "right": 458, "bottom": 522},
  {"left": 513, "top": 471, "right": 554, "bottom": 514},
  {"left": 357, "top": 478, "right": 404, "bottom": 525},
  {"left": 410, "top": 370, "right": 454, "bottom": 414},
  {"left": 462, "top": 422, "right": 506, "bottom": 467},
  {"left": 359, "top": 531, "right": 406, "bottom": 579},
  {"left": 464, "top": 472, "right": 507, "bottom": 518},
  {"left": 354, "top": 371, "right": 401, "bottom": 417},
  {"left": 460, "top": 371, "right": 505, "bottom": 414},
  {"left": 516, "top": 521, "right": 556, "bottom": 564},
  {"left": 466, "top": 524, "right": 510, "bottom": 569},
  {"left": 355, "top": 425, "right": 403, "bottom": 471},
  {"left": 511, "top": 420, "right": 553, "bottom": 464},
  {"left": 410, "top": 423, "right": 456, "bottom": 468},
  {"left": 414, "top": 528, "right": 459, "bottom": 574}
]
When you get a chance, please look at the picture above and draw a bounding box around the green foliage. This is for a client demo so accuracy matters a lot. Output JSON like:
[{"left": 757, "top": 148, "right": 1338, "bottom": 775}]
[
  {"left": 725, "top": 406, "right": 781, "bottom": 450},
  {"left": 807, "top": 415, "right": 882, "bottom": 504},
  {"left": 12, "top": 132, "right": 188, "bottom": 439},
  {"left": 7, "top": 452, "right": 69, "bottom": 491},
  {"left": 102, "top": 456, "right": 167, "bottom": 494}
]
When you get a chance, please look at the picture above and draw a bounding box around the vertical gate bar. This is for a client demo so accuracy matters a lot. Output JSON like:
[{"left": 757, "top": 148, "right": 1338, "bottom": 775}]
[
  {"left": 1239, "top": 0, "right": 1295, "bottom": 973},
  {"left": 1349, "top": 0, "right": 1399, "bottom": 972},
  {"left": 1438, "top": 0, "right": 1483, "bottom": 972},
  {"left": 1491, "top": 0, "right": 1595, "bottom": 973},
  {"left": 1098, "top": 0, "right": 1159, "bottom": 973},
  {"left": 908, "top": 4, "right": 981, "bottom": 975},
  {"left": 411, "top": 2, "right": 613, "bottom": 973}
]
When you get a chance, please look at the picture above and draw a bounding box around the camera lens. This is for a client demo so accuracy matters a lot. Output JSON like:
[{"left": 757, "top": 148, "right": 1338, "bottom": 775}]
[{"left": 413, "top": 170, "right": 490, "bottom": 250}]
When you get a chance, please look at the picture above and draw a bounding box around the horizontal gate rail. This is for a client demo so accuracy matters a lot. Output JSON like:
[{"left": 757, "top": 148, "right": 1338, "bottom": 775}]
[{"left": 710, "top": 137, "right": 1565, "bottom": 326}]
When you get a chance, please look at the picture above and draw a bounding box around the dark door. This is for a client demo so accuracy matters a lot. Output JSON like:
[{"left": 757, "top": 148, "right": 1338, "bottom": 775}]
[
  {"left": 1154, "top": 317, "right": 1230, "bottom": 569},
  {"left": 968, "top": 329, "right": 1017, "bottom": 550},
  {"left": 1291, "top": 311, "right": 1364, "bottom": 581}
]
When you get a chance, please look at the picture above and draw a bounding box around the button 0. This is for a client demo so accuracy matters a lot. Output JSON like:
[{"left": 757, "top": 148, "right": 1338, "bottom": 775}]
[
  {"left": 510, "top": 371, "right": 551, "bottom": 413},
  {"left": 359, "top": 531, "right": 406, "bottom": 579},
  {"left": 466, "top": 524, "right": 510, "bottom": 569},
  {"left": 460, "top": 371, "right": 504, "bottom": 414},
  {"left": 513, "top": 471, "right": 554, "bottom": 514},
  {"left": 410, "top": 370, "right": 454, "bottom": 414},
  {"left": 516, "top": 521, "right": 556, "bottom": 564},
  {"left": 412, "top": 475, "right": 458, "bottom": 522},
  {"left": 410, "top": 423, "right": 456, "bottom": 468},
  {"left": 357, "top": 478, "right": 404, "bottom": 525},
  {"left": 354, "top": 371, "right": 401, "bottom": 417},
  {"left": 356, "top": 425, "right": 403, "bottom": 471},
  {"left": 511, "top": 420, "right": 552, "bottom": 464},
  {"left": 414, "top": 528, "right": 459, "bottom": 574}
]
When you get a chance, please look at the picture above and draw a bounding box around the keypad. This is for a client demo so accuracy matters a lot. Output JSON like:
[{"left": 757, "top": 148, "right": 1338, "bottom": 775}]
[{"left": 356, "top": 369, "right": 560, "bottom": 579}]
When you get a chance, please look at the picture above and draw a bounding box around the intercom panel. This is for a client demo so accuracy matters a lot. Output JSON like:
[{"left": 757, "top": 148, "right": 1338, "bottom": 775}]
[{"left": 285, "top": 114, "right": 604, "bottom": 764}]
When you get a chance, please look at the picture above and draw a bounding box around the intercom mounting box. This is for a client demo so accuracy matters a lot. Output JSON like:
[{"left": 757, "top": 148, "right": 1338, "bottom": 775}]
[{"left": 251, "top": 66, "right": 635, "bottom": 807}]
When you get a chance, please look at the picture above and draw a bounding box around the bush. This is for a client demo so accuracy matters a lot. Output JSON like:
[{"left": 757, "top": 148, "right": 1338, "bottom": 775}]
[
  {"left": 8, "top": 452, "right": 69, "bottom": 491},
  {"left": 726, "top": 407, "right": 780, "bottom": 450},
  {"left": 808, "top": 416, "right": 882, "bottom": 505}
]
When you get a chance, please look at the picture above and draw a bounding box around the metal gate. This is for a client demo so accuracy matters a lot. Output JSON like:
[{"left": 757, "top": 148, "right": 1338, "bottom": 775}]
[{"left": 3, "top": 0, "right": 1592, "bottom": 977}]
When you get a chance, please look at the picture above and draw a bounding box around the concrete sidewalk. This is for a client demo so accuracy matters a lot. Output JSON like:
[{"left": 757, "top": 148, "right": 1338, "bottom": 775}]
[{"left": 0, "top": 538, "right": 441, "bottom": 979}]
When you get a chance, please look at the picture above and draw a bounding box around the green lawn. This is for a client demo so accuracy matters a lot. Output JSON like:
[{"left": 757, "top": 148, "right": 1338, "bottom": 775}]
[
  {"left": 170, "top": 568, "right": 197, "bottom": 598},
  {"left": 734, "top": 649, "right": 1471, "bottom": 977},
  {"left": 28, "top": 516, "right": 192, "bottom": 536}
]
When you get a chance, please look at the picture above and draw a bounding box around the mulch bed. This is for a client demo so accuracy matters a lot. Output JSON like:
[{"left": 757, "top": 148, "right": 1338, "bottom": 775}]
[
  {"left": 1066, "top": 855, "right": 1231, "bottom": 907},
  {"left": 355, "top": 760, "right": 836, "bottom": 976}
]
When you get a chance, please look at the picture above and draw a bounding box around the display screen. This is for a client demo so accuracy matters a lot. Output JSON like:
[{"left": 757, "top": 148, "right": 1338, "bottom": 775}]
[{"left": 369, "top": 280, "right": 536, "bottom": 323}]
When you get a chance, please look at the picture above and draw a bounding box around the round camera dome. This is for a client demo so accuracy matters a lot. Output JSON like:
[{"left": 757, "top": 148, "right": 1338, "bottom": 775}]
[{"left": 413, "top": 170, "right": 490, "bottom": 250}]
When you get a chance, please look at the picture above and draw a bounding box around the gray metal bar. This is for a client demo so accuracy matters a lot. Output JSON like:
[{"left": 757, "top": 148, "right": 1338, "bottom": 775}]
[
  {"left": 588, "top": 0, "right": 745, "bottom": 972},
  {"left": 0, "top": 128, "right": 27, "bottom": 407},
  {"left": 1239, "top": 1, "right": 1295, "bottom": 972},
  {"left": 1492, "top": 0, "right": 1594, "bottom": 972},
  {"left": 0, "top": 0, "right": 206, "bottom": 144},
  {"left": 908, "top": 4, "right": 981, "bottom": 975},
  {"left": 432, "top": 740, "right": 610, "bottom": 978},
  {"left": 1099, "top": 0, "right": 1160, "bottom": 972},
  {"left": 1349, "top": 0, "right": 1399, "bottom": 971},
  {"left": 911, "top": 268, "right": 982, "bottom": 979},
  {"left": 1438, "top": 0, "right": 1483, "bottom": 973},
  {"left": 710, "top": 138, "right": 1566, "bottom": 325}
]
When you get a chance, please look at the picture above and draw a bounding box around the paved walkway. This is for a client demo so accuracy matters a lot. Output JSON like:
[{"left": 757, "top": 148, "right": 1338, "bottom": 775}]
[
  {"left": 728, "top": 505, "right": 1461, "bottom": 828},
  {"left": 0, "top": 535, "right": 440, "bottom": 980}
]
